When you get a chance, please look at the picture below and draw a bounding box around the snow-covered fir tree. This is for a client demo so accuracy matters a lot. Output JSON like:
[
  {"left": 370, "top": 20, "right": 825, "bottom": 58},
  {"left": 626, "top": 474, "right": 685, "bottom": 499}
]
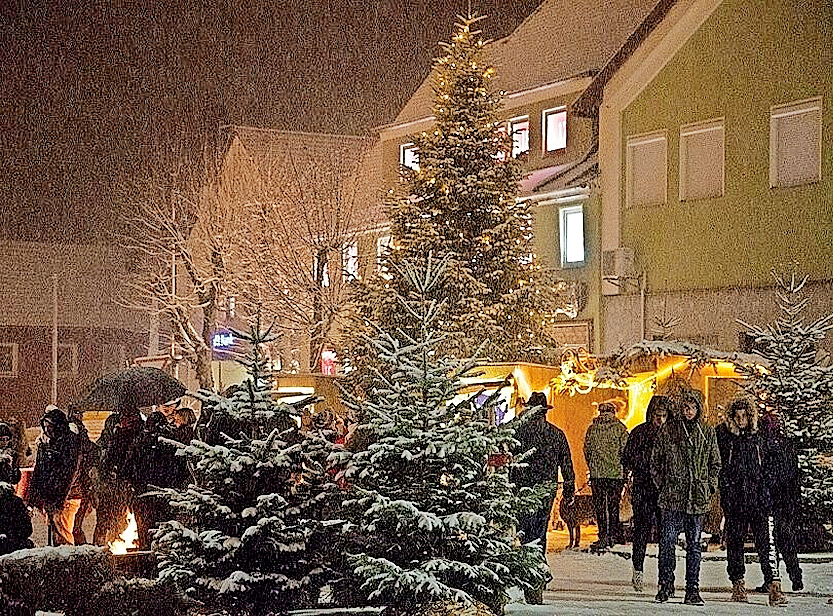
[
  {"left": 738, "top": 270, "right": 833, "bottom": 525},
  {"left": 334, "top": 256, "right": 550, "bottom": 615},
  {"left": 350, "top": 15, "right": 559, "bottom": 374},
  {"left": 153, "top": 321, "right": 344, "bottom": 616}
]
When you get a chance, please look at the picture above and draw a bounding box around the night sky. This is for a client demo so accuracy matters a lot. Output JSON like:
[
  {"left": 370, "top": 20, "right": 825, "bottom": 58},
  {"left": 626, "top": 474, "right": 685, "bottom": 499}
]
[{"left": 0, "top": 0, "right": 542, "bottom": 243}]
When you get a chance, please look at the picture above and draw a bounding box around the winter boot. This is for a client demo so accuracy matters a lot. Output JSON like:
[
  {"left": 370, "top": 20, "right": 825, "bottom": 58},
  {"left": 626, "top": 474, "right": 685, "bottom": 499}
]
[
  {"left": 791, "top": 575, "right": 804, "bottom": 592},
  {"left": 654, "top": 586, "right": 670, "bottom": 603},
  {"left": 731, "top": 579, "right": 748, "bottom": 603},
  {"left": 683, "top": 587, "right": 705, "bottom": 606},
  {"left": 768, "top": 581, "right": 788, "bottom": 607},
  {"left": 632, "top": 569, "right": 645, "bottom": 593}
]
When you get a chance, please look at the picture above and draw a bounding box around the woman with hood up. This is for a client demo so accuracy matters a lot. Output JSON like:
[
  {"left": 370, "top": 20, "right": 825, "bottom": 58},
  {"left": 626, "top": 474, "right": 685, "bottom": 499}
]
[
  {"left": 622, "top": 394, "right": 670, "bottom": 592},
  {"left": 717, "top": 397, "right": 787, "bottom": 606},
  {"left": 650, "top": 390, "right": 720, "bottom": 606}
]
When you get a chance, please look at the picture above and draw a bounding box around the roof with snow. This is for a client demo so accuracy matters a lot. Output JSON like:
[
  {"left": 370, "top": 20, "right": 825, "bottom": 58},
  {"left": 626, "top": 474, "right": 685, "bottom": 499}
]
[
  {"left": 221, "top": 125, "right": 385, "bottom": 230},
  {"left": 393, "top": 0, "right": 661, "bottom": 125}
]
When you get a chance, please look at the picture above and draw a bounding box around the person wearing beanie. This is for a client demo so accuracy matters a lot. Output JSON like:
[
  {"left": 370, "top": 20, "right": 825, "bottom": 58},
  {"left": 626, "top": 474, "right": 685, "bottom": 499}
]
[{"left": 583, "top": 399, "right": 629, "bottom": 551}]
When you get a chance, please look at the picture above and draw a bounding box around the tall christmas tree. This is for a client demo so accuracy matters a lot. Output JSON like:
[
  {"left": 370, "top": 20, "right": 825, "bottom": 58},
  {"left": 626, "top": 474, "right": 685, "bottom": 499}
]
[
  {"left": 334, "top": 256, "right": 550, "bottom": 615},
  {"left": 350, "top": 14, "right": 559, "bottom": 371},
  {"left": 153, "top": 322, "right": 343, "bottom": 616},
  {"left": 739, "top": 270, "right": 833, "bottom": 527}
]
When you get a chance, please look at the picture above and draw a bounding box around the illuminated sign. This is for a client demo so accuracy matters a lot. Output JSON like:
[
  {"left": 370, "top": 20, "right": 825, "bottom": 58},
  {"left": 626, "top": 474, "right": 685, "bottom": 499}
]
[
  {"left": 212, "top": 332, "right": 234, "bottom": 349},
  {"left": 321, "top": 349, "right": 337, "bottom": 375}
]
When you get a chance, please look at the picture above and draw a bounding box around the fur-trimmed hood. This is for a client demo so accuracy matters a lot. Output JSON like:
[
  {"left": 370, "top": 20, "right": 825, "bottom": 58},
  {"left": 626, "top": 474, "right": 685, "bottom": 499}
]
[{"left": 724, "top": 398, "right": 759, "bottom": 435}]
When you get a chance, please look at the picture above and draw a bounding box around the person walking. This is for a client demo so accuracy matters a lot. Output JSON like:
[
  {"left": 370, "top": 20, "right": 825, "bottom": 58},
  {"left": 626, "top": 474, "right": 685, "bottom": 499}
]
[
  {"left": 511, "top": 391, "right": 575, "bottom": 603},
  {"left": 651, "top": 390, "right": 721, "bottom": 605},
  {"left": 717, "top": 396, "right": 787, "bottom": 606},
  {"left": 759, "top": 411, "right": 803, "bottom": 593},
  {"left": 622, "top": 394, "right": 670, "bottom": 592},
  {"left": 28, "top": 406, "right": 83, "bottom": 545},
  {"left": 583, "top": 400, "right": 628, "bottom": 550}
]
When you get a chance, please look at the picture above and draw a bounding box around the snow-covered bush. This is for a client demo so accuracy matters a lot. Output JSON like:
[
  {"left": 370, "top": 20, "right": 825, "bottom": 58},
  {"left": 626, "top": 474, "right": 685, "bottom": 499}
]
[{"left": 153, "top": 322, "right": 344, "bottom": 615}]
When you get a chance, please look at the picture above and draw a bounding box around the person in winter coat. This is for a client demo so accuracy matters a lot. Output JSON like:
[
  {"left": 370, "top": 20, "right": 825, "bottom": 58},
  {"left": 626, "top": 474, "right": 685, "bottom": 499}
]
[
  {"left": 651, "top": 390, "right": 720, "bottom": 605},
  {"left": 759, "top": 411, "right": 803, "bottom": 592},
  {"left": 66, "top": 410, "right": 100, "bottom": 545},
  {"left": 583, "top": 400, "right": 628, "bottom": 550},
  {"left": 93, "top": 405, "right": 144, "bottom": 546},
  {"left": 28, "top": 406, "right": 83, "bottom": 545},
  {"left": 511, "top": 391, "right": 575, "bottom": 604},
  {"left": 717, "top": 396, "right": 787, "bottom": 606},
  {"left": 622, "top": 394, "right": 671, "bottom": 592},
  {"left": 0, "top": 422, "right": 22, "bottom": 484},
  {"left": 0, "top": 453, "right": 33, "bottom": 555},
  {"left": 129, "top": 411, "right": 185, "bottom": 549}
]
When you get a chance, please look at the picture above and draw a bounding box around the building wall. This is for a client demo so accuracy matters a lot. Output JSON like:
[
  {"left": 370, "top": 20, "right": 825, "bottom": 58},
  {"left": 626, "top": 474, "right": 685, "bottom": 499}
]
[
  {"left": 0, "top": 326, "right": 147, "bottom": 428},
  {"left": 602, "top": 279, "right": 833, "bottom": 355},
  {"left": 618, "top": 0, "right": 832, "bottom": 293}
]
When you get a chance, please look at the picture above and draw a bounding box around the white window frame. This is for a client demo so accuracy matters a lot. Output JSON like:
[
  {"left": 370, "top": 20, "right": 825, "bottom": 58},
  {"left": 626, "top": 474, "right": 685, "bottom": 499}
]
[
  {"left": 343, "top": 241, "right": 359, "bottom": 281},
  {"left": 400, "top": 143, "right": 419, "bottom": 171},
  {"left": 542, "top": 107, "right": 567, "bottom": 152},
  {"left": 57, "top": 343, "right": 79, "bottom": 378},
  {"left": 769, "top": 97, "right": 822, "bottom": 188},
  {"left": 0, "top": 343, "right": 19, "bottom": 377},
  {"left": 376, "top": 233, "right": 393, "bottom": 278},
  {"left": 626, "top": 130, "right": 668, "bottom": 207},
  {"left": 559, "top": 204, "right": 586, "bottom": 267},
  {"left": 508, "top": 115, "right": 530, "bottom": 157},
  {"left": 679, "top": 117, "right": 725, "bottom": 201}
]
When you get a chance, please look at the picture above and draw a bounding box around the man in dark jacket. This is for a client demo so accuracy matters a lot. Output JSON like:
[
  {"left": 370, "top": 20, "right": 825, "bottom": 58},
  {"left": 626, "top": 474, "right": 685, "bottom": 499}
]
[
  {"left": 651, "top": 390, "right": 720, "bottom": 605},
  {"left": 717, "top": 397, "right": 787, "bottom": 605},
  {"left": 29, "top": 406, "right": 82, "bottom": 545},
  {"left": 622, "top": 394, "right": 670, "bottom": 592},
  {"left": 583, "top": 400, "right": 628, "bottom": 550},
  {"left": 511, "top": 391, "right": 575, "bottom": 603},
  {"left": 760, "top": 411, "right": 803, "bottom": 592}
]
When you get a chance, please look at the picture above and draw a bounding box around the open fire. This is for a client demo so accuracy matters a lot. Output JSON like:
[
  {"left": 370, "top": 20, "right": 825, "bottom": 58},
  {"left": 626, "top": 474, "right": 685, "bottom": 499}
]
[{"left": 109, "top": 511, "right": 138, "bottom": 554}]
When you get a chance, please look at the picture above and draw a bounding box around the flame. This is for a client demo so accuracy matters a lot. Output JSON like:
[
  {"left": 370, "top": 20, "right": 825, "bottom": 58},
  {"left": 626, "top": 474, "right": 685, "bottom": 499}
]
[{"left": 109, "top": 511, "right": 138, "bottom": 554}]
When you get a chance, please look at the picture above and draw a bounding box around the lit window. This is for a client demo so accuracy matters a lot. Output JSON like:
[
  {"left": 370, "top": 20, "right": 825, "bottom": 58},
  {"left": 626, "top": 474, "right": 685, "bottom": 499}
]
[
  {"left": 377, "top": 233, "right": 393, "bottom": 276},
  {"left": 57, "top": 343, "right": 78, "bottom": 378},
  {"left": 313, "top": 250, "right": 330, "bottom": 288},
  {"left": 626, "top": 131, "right": 667, "bottom": 207},
  {"left": 559, "top": 205, "right": 585, "bottom": 266},
  {"left": 543, "top": 108, "right": 567, "bottom": 152},
  {"left": 400, "top": 143, "right": 419, "bottom": 171},
  {"left": 0, "top": 343, "right": 19, "bottom": 377},
  {"left": 680, "top": 118, "right": 724, "bottom": 201},
  {"left": 343, "top": 241, "right": 359, "bottom": 281},
  {"left": 770, "top": 97, "right": 822, "bottom": 187},
  {"left": 320, "top": 349, "right": 337, "bottom": 375},
  {"left": 509, "top": 116, "right": 530, "bottom": 157}
]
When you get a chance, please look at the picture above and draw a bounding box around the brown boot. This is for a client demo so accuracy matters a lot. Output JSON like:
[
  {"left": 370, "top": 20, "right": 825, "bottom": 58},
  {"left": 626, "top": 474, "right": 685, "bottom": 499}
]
[
  {"left": 769, "top": 581, "right": 788, "bottom": 607},
  {"left": 731, "top": 579, "right": 748, "bottom": 602}
]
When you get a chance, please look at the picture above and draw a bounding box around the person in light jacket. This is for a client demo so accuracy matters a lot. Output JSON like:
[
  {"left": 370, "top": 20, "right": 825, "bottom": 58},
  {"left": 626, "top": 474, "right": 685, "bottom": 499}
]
[{"left": 583, "top": 400, "right": 628, "bottom": 550}]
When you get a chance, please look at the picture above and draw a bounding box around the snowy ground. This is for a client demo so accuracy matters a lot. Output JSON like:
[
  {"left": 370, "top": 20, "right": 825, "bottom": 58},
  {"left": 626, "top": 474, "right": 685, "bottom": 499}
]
[
  {"left": 29, "top": 521, "right": 833, "bottom": 615},
  {"left": 506, "top": 529, "right": 833, "bottom": 616}
]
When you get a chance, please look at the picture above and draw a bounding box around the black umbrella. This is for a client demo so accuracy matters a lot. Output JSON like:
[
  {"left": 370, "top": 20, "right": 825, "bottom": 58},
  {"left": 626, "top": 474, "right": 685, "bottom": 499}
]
[{"left": 73, "top": 366, "right": 186, "bottom": 412}]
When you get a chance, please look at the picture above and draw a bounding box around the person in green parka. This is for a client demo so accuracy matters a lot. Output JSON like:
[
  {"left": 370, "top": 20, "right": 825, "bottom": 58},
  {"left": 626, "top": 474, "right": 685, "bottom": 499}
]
[{"left": 651, "top": 390, "right": 721, "bottom": 606}]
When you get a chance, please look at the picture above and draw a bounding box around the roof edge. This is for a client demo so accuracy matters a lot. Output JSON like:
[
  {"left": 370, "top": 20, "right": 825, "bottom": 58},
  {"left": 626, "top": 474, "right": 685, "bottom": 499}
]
[{"left": 571, "top": 0, "right": 679, "bottom": 117}]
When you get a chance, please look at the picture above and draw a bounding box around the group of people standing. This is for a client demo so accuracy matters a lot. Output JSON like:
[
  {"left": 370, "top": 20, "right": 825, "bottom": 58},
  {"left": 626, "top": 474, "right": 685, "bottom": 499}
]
[
  {"left": 0, "top": 398, "right": 195, "bottom": 554},
  {"left": 514, "top": 388, "right": 802, "bottom": 607}
]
